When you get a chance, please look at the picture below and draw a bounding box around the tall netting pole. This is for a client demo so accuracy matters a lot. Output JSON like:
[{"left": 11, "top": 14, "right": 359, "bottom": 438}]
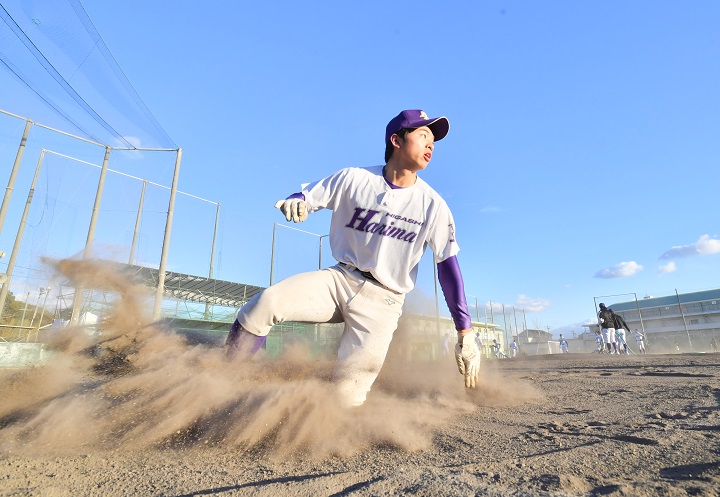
[
  {"left": 153, "top": 149, "right": 182, "bottom": 320},
  {"left": 0, "top": 119, "right": 32, "bottom": 237},
  {"left": 204, "top": 202, "right": 220, "bottom": 319},
  {"left": 633, "top": 293, "right": 646, "bottom": 336},
  {"left": 502, "top": 303, "right": 508, "bottom": 356},
  {"left": 70, "top": 147, "right": 112, "bottom": 325},
  {"left": 676, "top": 289, "right": 692, "bottom": 350},
  {"left": 129, "top": 180, "right": 147, "bottom": 265},
  {"left": 269, "top": 222, "right": 277, "bottom": 286},
  {"left": 0, "top": 150, "right": 46, "bottom": 321}
]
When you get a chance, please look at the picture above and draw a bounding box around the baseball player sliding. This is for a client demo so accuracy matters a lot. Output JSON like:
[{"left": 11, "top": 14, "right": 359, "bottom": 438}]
[{"left": 225, "top": 109, "right": 480, "bottom": 406}]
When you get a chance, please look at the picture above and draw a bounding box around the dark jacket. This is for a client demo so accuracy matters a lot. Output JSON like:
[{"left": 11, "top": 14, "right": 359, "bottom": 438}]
[
  {"left": 598, "top": 308, "right": 614, "bottom": 329},
  {"left": 612, "top": 311, "right": 630, "bottom": 331}
]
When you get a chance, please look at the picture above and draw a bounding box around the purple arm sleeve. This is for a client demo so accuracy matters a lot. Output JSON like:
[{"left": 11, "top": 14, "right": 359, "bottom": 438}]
[
  {"left": 437, "top": 256, "right": 473, "bottom": 331},
  {"left": 287, "top": 192, "right": 305, "bottom": 200}
]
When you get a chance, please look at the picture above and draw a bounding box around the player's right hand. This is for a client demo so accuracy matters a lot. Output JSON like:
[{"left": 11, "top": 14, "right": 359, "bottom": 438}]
[
  {"left": 454, "top": 332, "right": 480, "bottom": 388},
  {"left": 274, "top": 199, "right": 308, "bottom": 223}
]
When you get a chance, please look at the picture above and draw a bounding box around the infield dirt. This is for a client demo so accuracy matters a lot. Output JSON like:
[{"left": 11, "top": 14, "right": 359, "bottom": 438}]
[{"left": 1, "top": 260, "right": 719, "bottom": 496}]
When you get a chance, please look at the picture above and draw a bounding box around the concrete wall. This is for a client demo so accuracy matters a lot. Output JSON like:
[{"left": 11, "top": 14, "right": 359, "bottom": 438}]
[{"left": 0, "top": 342, "right": 46, "bottom": 367}]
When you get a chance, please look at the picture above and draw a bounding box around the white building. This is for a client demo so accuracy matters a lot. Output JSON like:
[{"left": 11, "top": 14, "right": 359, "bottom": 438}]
[
  {"left": 398, "top": 313, "right": 506, "bottom": 360},
  {"left": 515, "top": 328, "right": 565, "bottom": 355}
]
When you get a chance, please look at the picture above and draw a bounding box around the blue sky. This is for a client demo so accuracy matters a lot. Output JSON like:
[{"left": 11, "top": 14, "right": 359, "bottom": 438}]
[{"left": 1, "top": 0, "right": 719, "bottom": 336}]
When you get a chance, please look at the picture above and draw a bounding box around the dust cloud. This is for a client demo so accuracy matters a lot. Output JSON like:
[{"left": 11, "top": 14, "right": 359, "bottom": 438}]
[{"left": 0, "top": 259, "right": 539, "bottom": 461}]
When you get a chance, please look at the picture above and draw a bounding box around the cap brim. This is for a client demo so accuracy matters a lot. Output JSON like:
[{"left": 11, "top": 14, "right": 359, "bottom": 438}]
[{"left": 406, "top": 116, "right": 450, "bottom": 141}]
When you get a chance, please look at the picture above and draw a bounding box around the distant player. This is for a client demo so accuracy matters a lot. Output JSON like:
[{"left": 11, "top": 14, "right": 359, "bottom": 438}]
[
  {"left": 610, "top": 309, "right": 631, "bottom": 355},
  {"left": 597, "top": 303, "right": 617, "bottom": 354},
  {"left": 510, "top": 339, "right": 518, "bottom": 358},
  {"left": 595, "top": 329, "right": 604, "bottom": 353},
  {"left": 475, "top": 332, "right": 483, "bottom": 356},
  {"left": 443, "top": 333, "right": 453, "bottom": 357},
  {"left": 225, "top": 110, "right": 480, "bottom": 406},
  {"left": 633, "top": 328, "right": 646, "bottom": 354},
  {"left": 492, "top": 339, "right": 508, "bottom": 358},
  {"left": 559, "top": 334, "right": 569, "bottom": 353}
]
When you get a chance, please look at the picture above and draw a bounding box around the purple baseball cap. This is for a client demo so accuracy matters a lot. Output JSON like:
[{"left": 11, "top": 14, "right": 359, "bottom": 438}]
[{"left": 385, "top": 110, "right": 450, "bottom": 144}]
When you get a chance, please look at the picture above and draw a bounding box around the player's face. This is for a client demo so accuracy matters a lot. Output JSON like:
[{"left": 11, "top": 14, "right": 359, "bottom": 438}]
[{"left": 396, "top": 126, "right": 435, "bottom": 171}]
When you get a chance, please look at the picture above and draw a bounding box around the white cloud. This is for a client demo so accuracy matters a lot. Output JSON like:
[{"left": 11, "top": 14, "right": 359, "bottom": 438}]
[
  {"left": 514, "top": 294, "right": 550, "bottom": 312},
  {"left": 660, "top": 234, "right": 720, "bottom": 259},
  {"left": 478, "top": 298, "right": 548, "bottom": 314},
  {"left": 479, "top": 206, "right": 500, "bottom": 213},
  {"left": 594, "top": 261, "right": 643, "bottom": 279},
  {"left": 658, "top": 261, "right": 677, "bottom": 274}
]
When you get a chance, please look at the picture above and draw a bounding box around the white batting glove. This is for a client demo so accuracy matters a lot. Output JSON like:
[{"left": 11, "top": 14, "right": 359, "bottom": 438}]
[
  {"left": 455, "top": 332, "right": 480, "bottom": 388},
  {"left": 274, "top": 198, "right": 308, "bottom": 223}
]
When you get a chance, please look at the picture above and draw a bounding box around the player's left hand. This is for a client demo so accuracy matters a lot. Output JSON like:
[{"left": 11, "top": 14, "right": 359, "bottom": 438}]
[
  {"left": 274, "top": 198, "right": 308, "bottom": 223},
  {"left": 455, "top": 331, "right": 480, "bottom": 388}
]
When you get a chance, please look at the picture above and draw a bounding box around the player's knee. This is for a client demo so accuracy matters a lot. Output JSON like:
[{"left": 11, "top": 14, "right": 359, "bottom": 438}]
[
  {"left": 255, "top": 285, "right": 283, "bottom": 309},
  {"left": 242, "top": 286, "right": 288, "bottom": 328}
]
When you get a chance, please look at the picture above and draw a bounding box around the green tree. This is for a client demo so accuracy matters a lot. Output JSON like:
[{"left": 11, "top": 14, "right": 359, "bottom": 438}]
[
  {"left": 1, "top": 291, "right": 20, "bottom": 324},
  {"left": 1, "top": 291, "right": 51, "bottom": 329}
]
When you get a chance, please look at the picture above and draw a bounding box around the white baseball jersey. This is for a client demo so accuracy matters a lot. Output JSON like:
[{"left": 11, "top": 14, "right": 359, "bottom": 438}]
[{"left": 301, "top": 166, "right": 459, "bottom": 293}]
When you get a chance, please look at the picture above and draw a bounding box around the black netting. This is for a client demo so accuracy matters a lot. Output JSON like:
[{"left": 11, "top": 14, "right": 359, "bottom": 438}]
[{"left": 0, "top": 0, "right": 176, "bottom": 149}]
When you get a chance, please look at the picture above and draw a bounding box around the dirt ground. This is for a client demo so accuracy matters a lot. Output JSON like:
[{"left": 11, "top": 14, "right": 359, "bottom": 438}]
[
  {"left": 1, "top": 261, "right": 719, "bottom": 496},
  {"left": 2, "top": 347, "right": 719, "bottom": 496}
]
